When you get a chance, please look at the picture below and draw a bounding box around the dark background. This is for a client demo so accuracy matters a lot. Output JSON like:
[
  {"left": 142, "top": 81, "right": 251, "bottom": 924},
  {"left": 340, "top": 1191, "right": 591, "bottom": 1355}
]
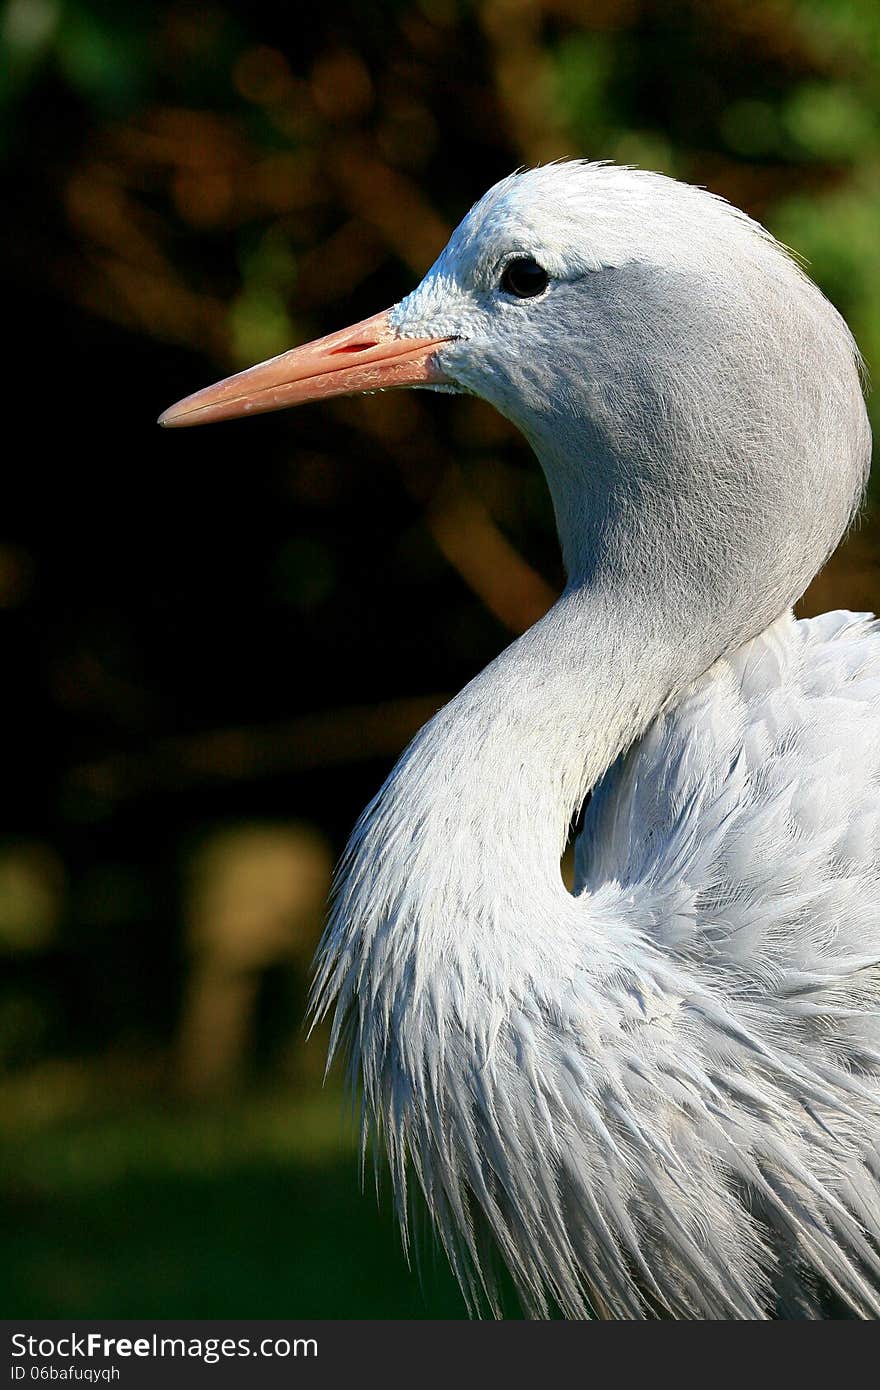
[{"left": 3, "top": 0, "right": 880, "bottom": 1317}]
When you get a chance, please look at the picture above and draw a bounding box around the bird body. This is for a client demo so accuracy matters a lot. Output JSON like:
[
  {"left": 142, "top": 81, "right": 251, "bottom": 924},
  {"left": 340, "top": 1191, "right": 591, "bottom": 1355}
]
[
  {"left": 162, "top": 162, "right": 880, "bottom": 1317},
  {"left": 313, "top": 605, "right": 880, "bottom": 1319}
]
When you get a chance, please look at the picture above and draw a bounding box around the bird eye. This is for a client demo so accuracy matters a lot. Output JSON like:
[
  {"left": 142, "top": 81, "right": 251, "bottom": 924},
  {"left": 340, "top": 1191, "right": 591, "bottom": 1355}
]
[{"left": 500, "top": 257, "right": 549, "bottom": 299}]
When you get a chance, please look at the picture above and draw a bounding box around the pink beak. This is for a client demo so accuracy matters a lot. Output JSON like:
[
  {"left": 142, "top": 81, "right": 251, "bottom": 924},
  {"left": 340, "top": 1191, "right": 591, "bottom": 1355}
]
[{"left": 158, "top": 308, "right": 453, "bottom": 428}]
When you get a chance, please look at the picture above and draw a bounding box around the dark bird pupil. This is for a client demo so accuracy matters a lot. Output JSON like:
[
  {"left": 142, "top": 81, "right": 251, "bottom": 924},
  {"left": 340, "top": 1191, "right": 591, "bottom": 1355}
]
[{"left": 501, "top": 257, "right": 549, "bottom": 298}]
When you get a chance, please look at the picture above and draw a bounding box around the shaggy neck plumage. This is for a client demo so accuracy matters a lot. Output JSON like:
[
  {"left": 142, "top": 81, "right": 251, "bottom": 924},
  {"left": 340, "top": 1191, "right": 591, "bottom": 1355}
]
[{"left": 313, "top": 580, "right": 697, "bottom": 1064}]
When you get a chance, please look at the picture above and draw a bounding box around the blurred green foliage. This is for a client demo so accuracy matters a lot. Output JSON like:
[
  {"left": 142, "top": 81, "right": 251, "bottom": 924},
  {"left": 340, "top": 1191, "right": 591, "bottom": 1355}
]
[
  {"left": 2, "top": 1086, "right": 469, "bottom": 1316},
  {"left": 4, "top": 0, "right": 880, "bottom": 1319}
]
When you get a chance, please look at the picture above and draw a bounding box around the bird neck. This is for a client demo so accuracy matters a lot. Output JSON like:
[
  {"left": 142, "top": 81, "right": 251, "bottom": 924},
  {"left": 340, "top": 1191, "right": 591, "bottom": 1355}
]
[
  {"left": 426, "top": 585, "right": 678, "bottom": 876},
  {"left": 315, "top": 583, "right": 699, "bottom": 1047}
]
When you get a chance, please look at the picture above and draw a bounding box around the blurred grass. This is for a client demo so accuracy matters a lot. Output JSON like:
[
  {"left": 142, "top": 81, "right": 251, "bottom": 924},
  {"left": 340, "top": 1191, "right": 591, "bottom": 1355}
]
[{"left": 0, "top": 1077, "right": 469, "bottom": 1317}]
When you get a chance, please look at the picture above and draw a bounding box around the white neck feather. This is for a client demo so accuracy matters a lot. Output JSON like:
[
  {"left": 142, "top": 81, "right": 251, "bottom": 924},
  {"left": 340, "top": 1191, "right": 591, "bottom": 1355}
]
[{"left": 312, "top": 583, "right": 690, "bottom": 1070}]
